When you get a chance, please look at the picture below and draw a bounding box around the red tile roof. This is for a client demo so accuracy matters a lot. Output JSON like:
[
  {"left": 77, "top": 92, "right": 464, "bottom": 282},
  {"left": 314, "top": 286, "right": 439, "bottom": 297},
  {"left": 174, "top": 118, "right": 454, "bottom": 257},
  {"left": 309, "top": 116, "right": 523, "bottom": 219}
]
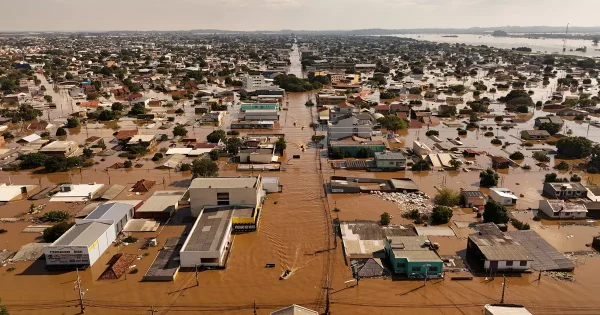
[
  {"left": 337, "top": 102, "right": 354, "bottom": 108},
  {"left": 115, "top": 129, "right": 138, "bottom": 140}
]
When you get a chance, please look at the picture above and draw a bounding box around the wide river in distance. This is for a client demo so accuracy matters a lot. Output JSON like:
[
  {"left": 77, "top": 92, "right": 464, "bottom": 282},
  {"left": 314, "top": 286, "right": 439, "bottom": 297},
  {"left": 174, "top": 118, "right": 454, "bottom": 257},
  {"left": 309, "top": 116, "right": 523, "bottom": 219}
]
[{"left": 392, "top": 34, "right": 600, "bottom": 57}]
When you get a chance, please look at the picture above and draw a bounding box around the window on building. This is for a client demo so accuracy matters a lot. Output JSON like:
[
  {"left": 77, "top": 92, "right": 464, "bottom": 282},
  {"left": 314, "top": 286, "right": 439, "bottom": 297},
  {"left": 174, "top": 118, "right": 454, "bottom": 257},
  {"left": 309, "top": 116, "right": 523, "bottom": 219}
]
[
  {"left": 411, "top": 266, "right": 421, "bottom": 272},
  {"left": 520, "top": 261, "right": 528, "bottom": 266},
  {"left": 396, "top": 263, "right": 405, "bottom": 268},
  {"left": 217, "top": 192, "right": 230, "bottom": 200},
  {"left": 506, "top": 261, "right": 513, "bottom": 266},
  {"left": 428, "top": 266, "right": 438, "bottom": 272}
]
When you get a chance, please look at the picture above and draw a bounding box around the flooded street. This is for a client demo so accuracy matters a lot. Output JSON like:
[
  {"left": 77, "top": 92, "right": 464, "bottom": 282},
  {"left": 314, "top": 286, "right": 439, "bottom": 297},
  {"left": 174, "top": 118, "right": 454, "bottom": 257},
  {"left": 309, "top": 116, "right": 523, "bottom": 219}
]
[{"left": 1, "top": 37, "right": 600, "bottom": 315}]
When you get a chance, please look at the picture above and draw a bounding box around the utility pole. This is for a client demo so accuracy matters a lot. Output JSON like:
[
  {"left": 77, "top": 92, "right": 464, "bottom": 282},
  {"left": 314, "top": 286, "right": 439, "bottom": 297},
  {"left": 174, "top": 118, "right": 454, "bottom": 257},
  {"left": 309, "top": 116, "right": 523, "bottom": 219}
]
[
  {"left": 75, "top": 268, "right": 86, "bottom": 313},
  {"left": 253, "top": 299, "right": 257, "bottom": 315},
  {"left": 500, "top": 275, "right": 507, "bottom": 304},
  {"left": 424, "top": 264, "right": 431, "bottom": 286},
  {"left": 324, "top": 276, "right": 331, "bottom": 315},
  {"left": 195, "top": 264, "right": 199, "bottom": 286},
  {"left": 150, "top": 306, "right": 156, "bottom": 315}
]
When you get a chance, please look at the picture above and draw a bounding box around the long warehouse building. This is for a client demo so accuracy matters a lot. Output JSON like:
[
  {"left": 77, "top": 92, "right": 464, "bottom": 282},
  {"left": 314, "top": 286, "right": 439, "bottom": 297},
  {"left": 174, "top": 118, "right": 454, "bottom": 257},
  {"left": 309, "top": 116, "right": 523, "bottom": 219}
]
[{"left": 44, "top": 202, "right": 134, "bottom": 269}]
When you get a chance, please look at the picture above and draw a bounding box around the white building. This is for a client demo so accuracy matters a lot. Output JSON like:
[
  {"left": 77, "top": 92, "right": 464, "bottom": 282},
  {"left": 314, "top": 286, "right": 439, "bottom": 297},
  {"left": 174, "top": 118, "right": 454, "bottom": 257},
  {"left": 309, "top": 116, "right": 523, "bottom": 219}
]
[
  {"left": 50, "top": 183, "right": 105, "bottom": 202},
  {"left": 328, "top": 116, "right": 373, "bottom": 141},
  {"left": 271, "top": 305, "right": 318, "bottom": 315},
  {"left": 243, "top": 74, "right": 267, "bottom": 90},
  {"left": 44, "top": 203, "right": 134, "bottom": 268},
  {"left": 0, "top": 184, "right": 37, "bottom": 201},
  {"left": 179, "top": 207, "right": 233, "bottom": 268},
  {"left": 488, "top": 188, "right": 518, "bottom": 206},
  {"left": 538, "top": 200, "right": 588, "bottom": 219},
  {"left": 181, "top": 176, "right": 265, "bottom": 268},
  {"left": 413, "top": 140, "right": 432, "bottom": 156},
  {"left": 188, "top": 176, "right": 263, "bottom": 217}
]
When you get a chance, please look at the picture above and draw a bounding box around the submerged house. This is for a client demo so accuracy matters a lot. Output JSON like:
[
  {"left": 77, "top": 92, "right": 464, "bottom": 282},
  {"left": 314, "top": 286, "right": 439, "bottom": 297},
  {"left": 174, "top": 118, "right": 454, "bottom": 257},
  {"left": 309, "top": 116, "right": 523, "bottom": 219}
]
[{"left": 384, "top": 236, "right": 443, "bottom": 278}]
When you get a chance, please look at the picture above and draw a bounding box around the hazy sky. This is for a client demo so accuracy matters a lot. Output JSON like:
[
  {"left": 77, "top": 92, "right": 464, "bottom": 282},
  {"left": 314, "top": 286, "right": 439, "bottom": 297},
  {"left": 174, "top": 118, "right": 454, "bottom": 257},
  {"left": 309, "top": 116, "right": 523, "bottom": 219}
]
[{"left": 1, "top": 0, "right": 599, "bottom": 31}]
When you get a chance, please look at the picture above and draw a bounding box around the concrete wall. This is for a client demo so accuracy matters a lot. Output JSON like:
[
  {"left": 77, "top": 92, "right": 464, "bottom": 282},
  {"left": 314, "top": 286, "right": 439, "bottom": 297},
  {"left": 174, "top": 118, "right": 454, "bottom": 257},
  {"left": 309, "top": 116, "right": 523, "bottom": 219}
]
[
  {"left": 539, "top": 200, "right": 587, "bottom": 219},
  {"left": 484, "top": 260, "right": 530, "bottom": 271},
  {"left": 488, "top": 190, "right": 516, "bottom": 206},
  {"left": 190, "top": 186, "right": 261, "bottom": 217},
  {"left": 180, "top": 221, "right": 232, "bottom": 268}
]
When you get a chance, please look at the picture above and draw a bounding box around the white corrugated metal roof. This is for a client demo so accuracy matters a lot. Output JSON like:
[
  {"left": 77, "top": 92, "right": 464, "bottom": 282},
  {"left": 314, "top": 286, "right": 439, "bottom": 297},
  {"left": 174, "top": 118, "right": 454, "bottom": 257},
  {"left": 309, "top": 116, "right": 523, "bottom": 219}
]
[{"left": 165, "top": 148, "right": 193, "bottom": 155}]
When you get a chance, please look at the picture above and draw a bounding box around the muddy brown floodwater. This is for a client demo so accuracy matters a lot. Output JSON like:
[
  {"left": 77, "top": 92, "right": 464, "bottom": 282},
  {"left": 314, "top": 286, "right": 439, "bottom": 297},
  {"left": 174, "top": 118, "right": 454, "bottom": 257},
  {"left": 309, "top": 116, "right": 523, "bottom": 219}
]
[{"left": 2, "top": 54, "right": 600, "bottom": 314}]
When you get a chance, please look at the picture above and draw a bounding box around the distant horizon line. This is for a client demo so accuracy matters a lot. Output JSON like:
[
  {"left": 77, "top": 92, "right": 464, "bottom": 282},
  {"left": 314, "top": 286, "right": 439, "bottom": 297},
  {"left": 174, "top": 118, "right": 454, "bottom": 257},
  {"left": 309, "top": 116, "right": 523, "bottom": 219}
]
[{"left": 2, "top": 25, "right": 600, "bottom": 33}]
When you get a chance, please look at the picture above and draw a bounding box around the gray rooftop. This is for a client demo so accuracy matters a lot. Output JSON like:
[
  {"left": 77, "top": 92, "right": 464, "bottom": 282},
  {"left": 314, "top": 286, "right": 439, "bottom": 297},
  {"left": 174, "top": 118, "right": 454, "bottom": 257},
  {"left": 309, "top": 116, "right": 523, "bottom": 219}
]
[
  {"left": 85, "top": 202, "right": 132, "bottom": 221},
  {"left": 386, "top": 236, "right": 442, "bottom": 262},
  {"left": 506, "top": 230, "right": 575, "bottom": 271},
  {"left": 136, "top": 191, "right": 185, "bottom": 213},
  {"left": 53, "top": 221, "right": 112, "bottom": 247},
  {"left": 462, "top": 190, "right": 485, "bottom": 198},
  {"left": 183, "top": 208, "right": 234, "bottom": 252},
  {"left": 375, "top": 151, "right": 406, "bottom": 160},
  {"left": 469, "top": 234, "right": 532, "bottom": 262},
  {"left": 190, "top": 177, "right": 259, "bottom": 189}
]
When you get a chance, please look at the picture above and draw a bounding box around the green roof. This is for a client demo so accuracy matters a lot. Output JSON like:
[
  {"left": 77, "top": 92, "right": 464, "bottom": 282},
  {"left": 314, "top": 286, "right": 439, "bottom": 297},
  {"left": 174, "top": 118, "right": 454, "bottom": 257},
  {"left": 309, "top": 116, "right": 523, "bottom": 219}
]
[{"left": 240, "top": 103, "right": 280, "bottom": 112}]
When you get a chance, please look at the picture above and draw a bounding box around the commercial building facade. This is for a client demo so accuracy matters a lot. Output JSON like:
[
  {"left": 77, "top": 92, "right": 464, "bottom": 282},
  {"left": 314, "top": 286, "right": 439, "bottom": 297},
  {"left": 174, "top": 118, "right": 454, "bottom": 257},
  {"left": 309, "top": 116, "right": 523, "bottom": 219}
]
[
  {"left": 384, "top": 236, "right": 443, "bottom": 278},
  {"left": 44, "top": 203, "right": 134, "bottom": 268}
]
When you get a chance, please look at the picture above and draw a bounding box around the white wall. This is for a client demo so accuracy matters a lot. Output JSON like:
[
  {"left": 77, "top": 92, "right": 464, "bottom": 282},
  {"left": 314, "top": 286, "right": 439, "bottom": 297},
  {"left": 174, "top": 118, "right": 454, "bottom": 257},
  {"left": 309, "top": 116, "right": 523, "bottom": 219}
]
[
  {"left": 180, "top": 221, "right": 232, "bottom": 268},
  {"left": 189, "top": 184, "right": 262, "bottom": 217},
  {"left": 44, "top": 245, "right": 90, "bottom": 265},
  {"left": 489, "top": 190, "right": 516, "bottom": 206},
  {"left": 484, "top": 260, "right": 530, "bottom": 271}
]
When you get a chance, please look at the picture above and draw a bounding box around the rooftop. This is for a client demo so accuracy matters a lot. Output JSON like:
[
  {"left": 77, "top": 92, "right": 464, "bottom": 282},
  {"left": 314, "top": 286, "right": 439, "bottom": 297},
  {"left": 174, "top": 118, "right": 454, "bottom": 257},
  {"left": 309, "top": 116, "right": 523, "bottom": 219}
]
[
  {"left": 469, "top": 234, "right": 532, "bottom": 262},
  {"left": 546, "top": 182, "right": 586, "bottom": 191},
  {"left": 85, "top": 202, "right": 133, "bottom": 221},
  {"left": 386, "top": 236, "right": 442, "bottom": 262},
  {"left": 484, "top": 305, "right": 532, "bottom": 315},
  {"left": 462, "top": 190, "right": 486, "bottom": 198},
  {"left": 52, "top": 221, "right": 113, "bottom": 247},
  {"left": 183, "top": 208, "right": 234, "bottom": 252},
  {"left": 190, "top": 177, "right": 259, "bottom": 189},
  {"left": 375, "top": 151, "right": 406, "bottom": 160},
  {"left": 271, "top": 304, "right": 319, "bottom": 315},
  {"left": 128, "top": 135, "right": 156, "bottom": 144},
  {"left": 136, "top": 191, "right": 185, "bottom": 213}
]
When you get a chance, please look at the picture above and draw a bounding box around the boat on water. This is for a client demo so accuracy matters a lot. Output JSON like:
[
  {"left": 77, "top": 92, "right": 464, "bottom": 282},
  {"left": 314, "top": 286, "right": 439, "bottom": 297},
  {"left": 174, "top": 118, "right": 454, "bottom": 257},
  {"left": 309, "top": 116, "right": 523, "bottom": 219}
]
[{"left": 280, "top": 269, "right": 292, "bottom": 280}]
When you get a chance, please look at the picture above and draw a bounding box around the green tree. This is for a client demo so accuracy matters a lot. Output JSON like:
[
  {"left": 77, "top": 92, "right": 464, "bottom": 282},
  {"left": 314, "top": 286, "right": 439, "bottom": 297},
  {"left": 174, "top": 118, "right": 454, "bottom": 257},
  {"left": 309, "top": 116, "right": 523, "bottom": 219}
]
[
  {"left": 191, "top": 158, "right": 219, "bottom": 178},
  {"left": 380, "top": 212, "right": 391, "bottom": 225},
  {"left": 207, "top": 130, "right": 226, "bottom": 143},
  {"left": 538, "top": 122, "right": 561, "bottom": 135},
  {"left": 180, "top": 163, "right": 191, "bottom": 171},
  {"left": 43, "top": 222, "right": 75, "bottom": 242},
  {"left": 377, "top": 115, "right": 408, "bottom": 132},
  {"left": 43, "top": 95, "right": 52, "bottom": 103},
  {"left": 98, "top": 110, "right": 115, "bottom": 121},
  {"left": 431, "top": 206, "right": 453, "bottom": 225},
  {"left": 19, "top": 153, "right": 48, "bottom": 169},
  {"left": 509, "top": 152, "right": 524, "bottom": 160},
  {"left": 483, "top": 200, "right": 509, "bottom": 224},
  {"left": 411, "top": 160, "right": 431, "bottom": 171},
  {"left": 97, "top": 138, "right": 106, "bottom": 150},
  {"left": 425, "top": 130, "right": 439, "bottom": 137},
  {"left": 555, "top": 161, "right": 570, "bottom": 171},
  {"left": 225, "top": 137, "right": 242, "bottom": 155},
  {"left": 556, "top": 137, "right": 593, "bottom": 159},
  {"left": 479, "top": 168, "right": 499, "bottom": 187},
  {"left": 275, "top": 138, "right": 287, "bottom": 153},
  {"left": 45, "top": 156, "right": 82, "bottom": 173},
  {"left": 40, "top": 210, "right": 70, "bottom": 222},
  {"left": 433, "top": 188, "right": 461, "bottom": 206},
  {"left": 532, "top": 151, "right": 550, "bottom": 162},
  {"left": 173, "top": 125, "right": 188, "bottom": 137},
  {"left": 123, "top": 160, "right": 133, "bottom": 168},
  {"left": 56, "top": 127, "right": 67, "bottom": 136},
  {"left": 82, "top": 147, "right": 94, "bottom": 159},
  {"left": 66, "top": 117, "right": 80, "bottom": 128},
  {"left": 208, "top": 150, "right": 220, "bottom": 161},
  {"left": 111, "top": 102, "right": 124, "bottom": 111},
  {"left": 128, "top": 103, "right": 147, "bottom": 116},
  {"left": 0, "top": 297, "right": 8, "bottom": 315}
]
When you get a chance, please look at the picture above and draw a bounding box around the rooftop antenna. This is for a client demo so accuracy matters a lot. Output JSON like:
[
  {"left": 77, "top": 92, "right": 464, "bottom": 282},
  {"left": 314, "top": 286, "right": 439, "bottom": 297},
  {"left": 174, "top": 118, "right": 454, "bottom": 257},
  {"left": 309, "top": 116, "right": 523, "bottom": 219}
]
[{"left": 563, "top": 23, "right": 569, "bottom": 53}]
